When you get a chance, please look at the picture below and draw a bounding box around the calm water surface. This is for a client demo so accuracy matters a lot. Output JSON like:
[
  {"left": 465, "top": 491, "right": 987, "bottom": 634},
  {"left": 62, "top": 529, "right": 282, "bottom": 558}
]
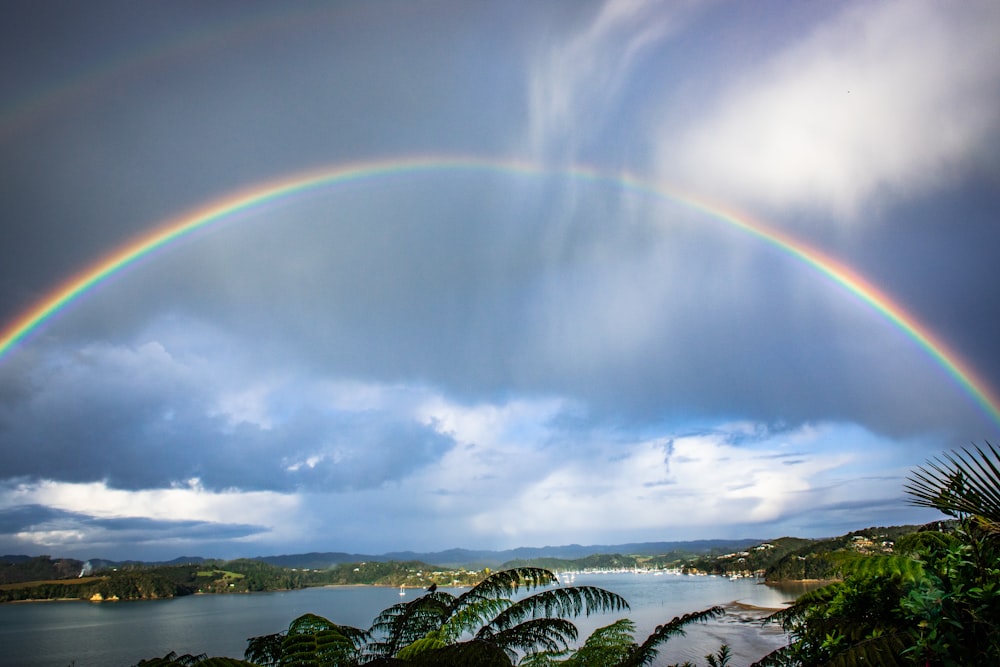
[{"left": 0, "top": 574, "right": 813, "bottom": 667}]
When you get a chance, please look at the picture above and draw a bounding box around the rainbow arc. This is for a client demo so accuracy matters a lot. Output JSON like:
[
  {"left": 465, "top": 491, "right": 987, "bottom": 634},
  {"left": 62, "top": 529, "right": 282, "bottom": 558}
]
[{"left": 1, "top": 155, "right": 998, "bottom": 427}]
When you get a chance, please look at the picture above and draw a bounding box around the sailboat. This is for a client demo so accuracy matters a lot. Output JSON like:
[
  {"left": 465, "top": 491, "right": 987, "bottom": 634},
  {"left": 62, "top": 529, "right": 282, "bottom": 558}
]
[{"left": 399, "top": 584, "right": 405, "bottom": 596}]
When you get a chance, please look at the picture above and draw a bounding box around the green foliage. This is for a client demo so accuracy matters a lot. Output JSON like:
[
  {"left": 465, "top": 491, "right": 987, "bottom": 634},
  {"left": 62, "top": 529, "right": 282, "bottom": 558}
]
[
  {"left": 94, "top": 570, "right": 179, "bottom": 600},
  {"left": 753, "top": 443, "right": 1000, "bottom": 666}
]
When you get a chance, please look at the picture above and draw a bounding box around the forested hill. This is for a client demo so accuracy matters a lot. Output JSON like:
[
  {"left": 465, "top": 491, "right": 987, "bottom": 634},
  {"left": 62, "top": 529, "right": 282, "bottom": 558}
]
[
  {"left": 0, "top": 558, "right": 323, "bottom": 603},
  {"left": 1, "top": 525, "right": 947, "bottom": 602},
  {"left": 0, "top": 557, "right": 486, "bottom": 602},
  {"left": 680, "top": 523, "right": 945, "bottom": 581},
  {"left": 0, "top": 555, "right": 84, "bottom": 584}
]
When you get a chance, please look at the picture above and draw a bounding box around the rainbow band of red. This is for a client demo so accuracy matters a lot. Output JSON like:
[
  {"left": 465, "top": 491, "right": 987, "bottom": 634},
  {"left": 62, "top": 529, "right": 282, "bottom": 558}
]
[{"left": 2, "top": 155, "right": 999, "bottom": 427}]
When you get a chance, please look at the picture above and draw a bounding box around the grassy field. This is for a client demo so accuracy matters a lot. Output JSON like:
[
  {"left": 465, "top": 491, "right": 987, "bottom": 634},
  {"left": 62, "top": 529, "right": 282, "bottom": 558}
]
[
  {"left": 197, "top": 570, "right": 245, "bottom": 580},
  {"left": 0, "top": 576, "right": 106, "bottom": 590}
]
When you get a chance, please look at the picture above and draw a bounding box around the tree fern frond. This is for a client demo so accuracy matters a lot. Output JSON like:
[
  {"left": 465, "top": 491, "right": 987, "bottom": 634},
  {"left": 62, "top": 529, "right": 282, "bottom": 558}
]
[
  {"left": 440, "top": 596, "right": 512, "bottom": 642},
  {"left": 403, "top": 638, "right": 514, "bottom": 666},
  {"left": 367, "top": 594, "right": 453, "bottom": 657},
  {"left": 748, "top": 643, "right": 797, "bottom": 667},
  {"left": 894, "top": 528, "right": 958, "bottom": 556},
  {"left": 273, "top": 612, "right": 367, "bottom": 666},
  {"left": 575, "top": 617, "right": 636, "bottom": 650},
  {"left": 454, "top": 568, "right": 558, "bottom": 610},
  {"left": 822, "top": 631, "right": 909, "bottom": 667},
  {"left": 562, "top": 618, "right": 637, "bottom": 667},
  {"left": 623, "top": 606, "right": 724, "bottom": 667},
  {"left": 486, "top": 586, "right": 629, "bottom": 633},
  {"left": 518, "top": 651, "right": 564, "bottom": 667},
  {"left": 134, "top": 655, "right": 259, "bottom": 667},
  {"left": 245, "top": 631, "right": 285, "bottom": 667},
  {"left": 490, "top": 617, "right": 579, "bottom": 660},
  {"left": 394, "top": 635, "right": 448, "bottom": 660},
  {"left": 835, "top": 553, "right": 926, "bottom": 583},
  {"left": 763, "top": 583, "right": 844, "bottom": 629}
]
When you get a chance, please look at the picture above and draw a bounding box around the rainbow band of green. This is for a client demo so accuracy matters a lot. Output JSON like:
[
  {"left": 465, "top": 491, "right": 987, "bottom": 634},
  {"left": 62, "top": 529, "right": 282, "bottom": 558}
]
[{"left": 2, "top": 155, "right": 999, "bottom": 428}]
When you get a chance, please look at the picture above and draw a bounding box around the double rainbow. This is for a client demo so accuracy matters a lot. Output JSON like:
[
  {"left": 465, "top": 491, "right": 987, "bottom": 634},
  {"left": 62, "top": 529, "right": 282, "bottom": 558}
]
[{"left": 2, "top": 155, "right": 998, "bottom": 427}]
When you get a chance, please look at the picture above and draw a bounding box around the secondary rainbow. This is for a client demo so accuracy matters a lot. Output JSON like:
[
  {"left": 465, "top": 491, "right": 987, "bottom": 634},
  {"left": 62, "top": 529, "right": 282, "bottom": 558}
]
[{"left": 2, "top": 155, "right": 998, "bottom": 427}]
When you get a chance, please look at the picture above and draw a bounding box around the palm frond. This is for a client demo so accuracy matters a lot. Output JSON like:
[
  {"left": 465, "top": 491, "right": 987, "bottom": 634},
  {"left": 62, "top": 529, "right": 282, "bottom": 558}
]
[
  {"left": 904, "top": 442, "right": 1000, "bottom": 532},
  {"left": 485, "top": 586, "right": 629, "bottom": 633},
  {"left": 623, "top": 606, "right": 724, "bottom": 667}
]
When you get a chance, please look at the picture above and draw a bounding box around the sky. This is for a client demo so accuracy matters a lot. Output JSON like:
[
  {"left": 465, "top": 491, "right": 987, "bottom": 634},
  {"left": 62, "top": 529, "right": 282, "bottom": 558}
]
[{"left": 1, "top": 0, "right": 999, "bottom": 561}]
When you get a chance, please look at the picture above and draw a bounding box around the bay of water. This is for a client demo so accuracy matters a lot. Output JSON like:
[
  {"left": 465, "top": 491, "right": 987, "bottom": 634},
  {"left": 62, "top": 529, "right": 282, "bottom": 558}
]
[{"left": 0, "top": 573, "right": 812, "bottom": 667}]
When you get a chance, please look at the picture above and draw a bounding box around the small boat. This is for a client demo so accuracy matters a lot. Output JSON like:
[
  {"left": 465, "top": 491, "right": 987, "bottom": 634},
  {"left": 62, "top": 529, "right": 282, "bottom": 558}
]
[{"left": 399, "top": 585, "right": 405, "bottom": 596}]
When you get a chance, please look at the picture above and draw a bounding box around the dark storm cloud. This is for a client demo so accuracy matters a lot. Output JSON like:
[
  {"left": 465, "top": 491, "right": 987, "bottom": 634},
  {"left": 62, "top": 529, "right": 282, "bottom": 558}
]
[
  {"left": 0, "top": 503, "right": 265, "bottom": 541},
  {"left": 0, "top": 504, "right": 68, "bottom": 533},
  {"left": 0, "top": 340, "right": 455, "bottom": 491},
  {"left": 86, "top": 515, "right": 266, "bottom": 541}
]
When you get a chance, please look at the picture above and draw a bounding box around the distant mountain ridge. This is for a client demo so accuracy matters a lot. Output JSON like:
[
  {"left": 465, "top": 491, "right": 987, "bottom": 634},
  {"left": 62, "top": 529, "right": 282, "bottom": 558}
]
[
  {"left": 3, "top": 538, "right": 764, "bottom": 571},
  {"left": 254, "top": 538, "right": 764, "bottom": 569}
]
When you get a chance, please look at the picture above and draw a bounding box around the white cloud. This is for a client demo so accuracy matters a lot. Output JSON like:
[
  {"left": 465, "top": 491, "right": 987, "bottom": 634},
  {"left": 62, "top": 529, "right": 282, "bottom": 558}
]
[
  {"left": 660, "top": 0, "right": 1000, "bottom": 218},
  {"left": 3, "top": 479, "right": 299, "bottom": 529},
  {"left": 526, "top": 0, "right": 699, "bottom": 158},
  {"left": 458, "top": 423, "right": 908, "bottom": 545}
]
